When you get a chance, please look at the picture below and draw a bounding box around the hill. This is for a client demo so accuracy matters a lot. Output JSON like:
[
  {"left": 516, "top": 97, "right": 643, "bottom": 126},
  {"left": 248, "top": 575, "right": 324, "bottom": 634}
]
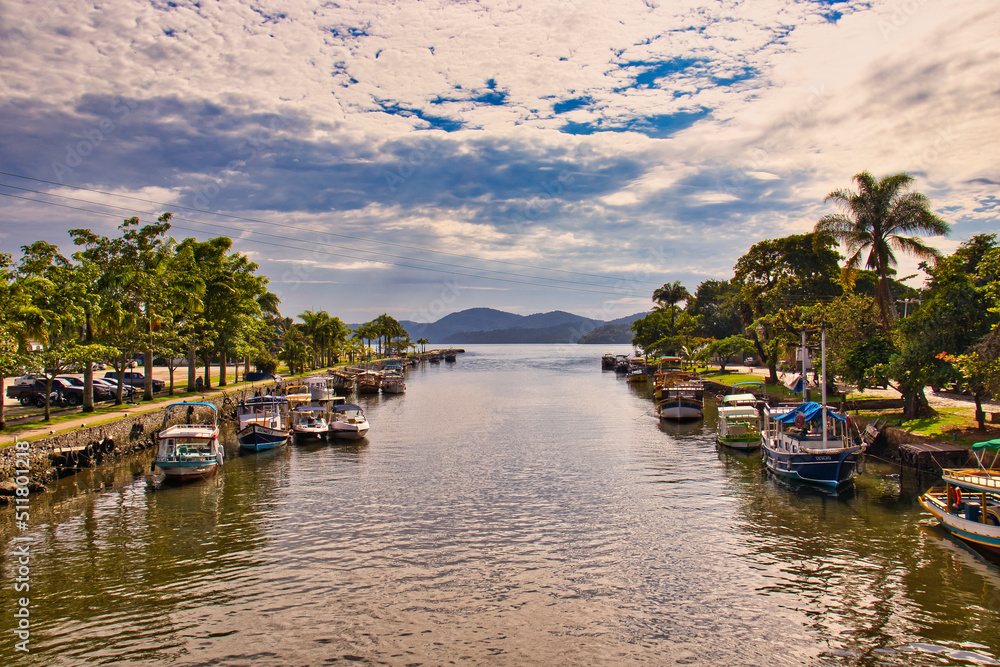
[{"left": 400, "top": 308, "right": 645, "bottom": 344}]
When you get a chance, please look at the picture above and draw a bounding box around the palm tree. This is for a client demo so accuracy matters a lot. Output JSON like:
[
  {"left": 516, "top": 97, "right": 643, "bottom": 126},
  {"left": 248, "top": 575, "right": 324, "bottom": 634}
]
[
  {"left": 815, "top": 171, "right": 951, "bottom": 326},
  {"left": 652, "top": 281, "right": 691, "bottom": 329},
  {"left": 417, "top": 337, "right": 429, "bottom": 354}
]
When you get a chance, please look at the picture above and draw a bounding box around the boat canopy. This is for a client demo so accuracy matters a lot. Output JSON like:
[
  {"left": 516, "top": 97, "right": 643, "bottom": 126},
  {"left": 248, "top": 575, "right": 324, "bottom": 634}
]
[
  {"left": 293, "top": 405, "right": 327, "bottom": 413},
  {"left": 166, "top": 402, "right": 217, "bottom": 411},
  {"left": 973, "top": 439, "right": 1000, "bottom": 450},
  {"left": 733, "top": 382, "right": 764, "bottom": 390},
  {"left": 774, "top": 401, "right": 846, "bottom": 424},
  {"left": 332, "top": 403, "right": 364, "bottom": 412},
  {"left": 718, "top": 406, "right": 759, "bottom": 419},
  {"left": 722, "top": 393, "right": 758, "bottom": 404}
]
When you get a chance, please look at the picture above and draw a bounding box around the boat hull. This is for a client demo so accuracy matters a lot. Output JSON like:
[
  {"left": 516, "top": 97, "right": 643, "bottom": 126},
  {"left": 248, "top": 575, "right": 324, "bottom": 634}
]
[
  {"left": 329, "top": 426, "right": 369, "bottom": 440},
  {"left": 919, "top": 493, "right": 1000, "bottom": 553},
  {"left": 155, "top": 460, "right": 220, "bottom": 479},
  {"left": 762, "top": 443, "right": 860, "bottom": 487},
  {"left": 717, "top": 435, "right": 761, "bottom": 450},
  {"left": 238, "top": 423, "right": 289, "bottom": 451},
  {"left": 658, "top": 397, "right": 703, "bottom": 421}
]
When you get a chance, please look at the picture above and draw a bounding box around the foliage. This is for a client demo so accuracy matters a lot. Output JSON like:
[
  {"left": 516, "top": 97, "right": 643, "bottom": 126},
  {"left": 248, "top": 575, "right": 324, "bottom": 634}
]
[
  {"left": 815, "top": 171, "right": 951, "bottom": 326},
  {"left": 686, "top": 279, "right": 743, "bottom": 339},
  {"left": 706, "top": 335, "right": 755, "bottom": 371}
]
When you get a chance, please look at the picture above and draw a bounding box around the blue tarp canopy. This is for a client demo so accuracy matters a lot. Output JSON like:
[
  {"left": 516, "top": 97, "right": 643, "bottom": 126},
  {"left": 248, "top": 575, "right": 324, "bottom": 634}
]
[
  {"left": 332, "top": 404, "right": 363, "bottom": 412},
  {"left": 973, "top": 439, "right": 1000, "bottom": 450},
  {"left": 775, "top": 401, "right": 846, "bottom": 424}
]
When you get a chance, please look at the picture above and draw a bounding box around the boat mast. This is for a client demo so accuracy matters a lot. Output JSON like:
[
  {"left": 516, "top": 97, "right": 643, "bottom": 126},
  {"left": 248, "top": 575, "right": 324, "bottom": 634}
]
[
  {"left": 801, "top": 329, "right": 808, "bottom": 403},
  {"left": 821, "top": 323, "right": 827, "bottom": 450}
]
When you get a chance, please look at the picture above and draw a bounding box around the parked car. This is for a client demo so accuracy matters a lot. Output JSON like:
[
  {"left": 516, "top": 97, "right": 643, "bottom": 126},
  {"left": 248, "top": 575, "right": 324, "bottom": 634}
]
[
  {"left": 744, "top": 356, "right": 757, "bottom": 367},
  {"left": 93, "top": 378, "right": 137, "bottom": 401},
  {"left": 103, "top": 371, "right": 165, "bottom": 392},
  {"left": 6, "top": 378, "right": 85, "bottom": 407},
  {"left": 57, "top": 375, "right": 114, "bottom": 401}
]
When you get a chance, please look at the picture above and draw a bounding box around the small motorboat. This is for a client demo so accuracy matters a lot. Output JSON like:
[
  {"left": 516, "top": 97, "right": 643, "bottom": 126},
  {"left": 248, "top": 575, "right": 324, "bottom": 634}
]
[
  {"left": 154, "top": 402, "right": 224, "bottom": 480},
  {"left": 291, "top": 405, "right": 330, "bottom": 442},
  {"left": 329, "top": 403, "right": 370, "bottom": 440}
]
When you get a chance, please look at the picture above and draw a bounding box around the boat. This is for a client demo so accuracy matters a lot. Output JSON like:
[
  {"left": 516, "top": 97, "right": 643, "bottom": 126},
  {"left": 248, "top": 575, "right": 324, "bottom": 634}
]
[
  {"left": 614, "top": 355, "right": 630, "bottom": 374},
  {"left": 285, "top": 383, "right": 312, "bottom": 407},
  {"left": 306, "top": 376, "right": 335, "bottom": 403},
  {"left": 716, "top": 403, "right": 762, "bottom": 450},
  {"left": 291, "top": 405, "right": 329, "bottom": 442},
  {"left": 919, "top": 438, "right": 1000, "bottom": 553},
  {"left": 381, "top": 374, "right": 406, "bottom": 394},
  {"left": 153, "top": 402, "right": 224, "bottom": 480},
  {"left": 329, "top": 403, "right": 370, "bottom": 440},
  {"left": 444, "top": 351, "right": 457, "bottom": 362},
  {"left": 329, "top": 371, "right": 356, "bottom": 395},
  {"left": 761, "top": 401, "right": 861, "bottom": 487},
  {"left": 601, "top": 352, "right": 616, "bottom": 370},
  {"left": 626, "top": 366, "right": 649, "bottom": 384},
  {"left": 657, "top": 386, "right": 704, "bottom": 420},
  {"left": 356, "top": 370, "right": 382, "bottom": 394},
  {"left": 237, "top": 395, "right": 291, "bottom": 451}
]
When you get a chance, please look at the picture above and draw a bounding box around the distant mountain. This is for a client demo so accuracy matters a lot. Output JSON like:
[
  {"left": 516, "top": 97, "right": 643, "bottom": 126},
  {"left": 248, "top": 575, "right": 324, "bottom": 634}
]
[
  {"left": 400, "top": 308, "right": 646, "bottom": 344},
  {"left": 576, "top": 312, "right": 648, "bottom": 344}
]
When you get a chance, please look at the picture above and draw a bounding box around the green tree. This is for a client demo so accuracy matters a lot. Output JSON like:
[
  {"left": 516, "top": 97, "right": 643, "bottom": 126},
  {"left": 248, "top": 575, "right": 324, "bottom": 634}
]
[
  {"left": 686, "top": 279, "right": 743, "bottom": 340},
  {"left": 815, "top": 171, "right": 951, "bottom": 326},
  {"left": 417, "top": 337, "right": 429, "bottom": 353},
  {"left": 653, "top": 280, "right": 691, "bottom": 329},
  {"left": 706, "top": 335, "right": 756, "bottom": 372}
]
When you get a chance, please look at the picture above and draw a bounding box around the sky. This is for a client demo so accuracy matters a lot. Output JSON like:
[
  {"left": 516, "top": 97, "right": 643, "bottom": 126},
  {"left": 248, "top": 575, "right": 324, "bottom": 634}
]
[{"left": 0, "top": 0, "right": 997, "bottom": 324}]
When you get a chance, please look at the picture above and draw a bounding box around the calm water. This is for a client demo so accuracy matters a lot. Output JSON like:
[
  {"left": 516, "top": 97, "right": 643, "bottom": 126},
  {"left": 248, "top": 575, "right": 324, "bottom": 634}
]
[{"left": 3, "top": 344, "right": 1000, "bottom": 666}]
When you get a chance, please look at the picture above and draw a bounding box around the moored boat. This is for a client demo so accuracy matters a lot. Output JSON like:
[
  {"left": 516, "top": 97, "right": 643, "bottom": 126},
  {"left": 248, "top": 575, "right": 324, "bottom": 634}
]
[
  {"left": 329, "top": 403, "right": 370, "bottom": 440},
  {"left": 154, "top": 402, "right": 224, "bottom": 480},
  {"left": 657, "top": 387, "right": 704, "bottom": 420},
  {"left": 601, "top": 352, "right": 616, "bottom": 370},
  {"left": 381, "top": 374, "right": 406, "bottom": 394},
  {"left": 761, "top": 401, "right": 861, "bottom": 488},
  {"left": 306, "top": 376, "right": 335, "bottom": 403},
  {"left": 716, "top": 404, "right": 762, "bottom": 450},
  {"left": 919, "top": 439, "right": 1000, "bottom": 553},
  {"left": 356, "top": 370, "right": 382, "bottom": 394},
  {"left": 237, "top": 395, "right": 291, "bottom": 451},
  {"left": 291, "top": 405, "right": 330, "bottom": 442},
  {"left": 285, "top": 383, "right": 312, "bottom": 407}
]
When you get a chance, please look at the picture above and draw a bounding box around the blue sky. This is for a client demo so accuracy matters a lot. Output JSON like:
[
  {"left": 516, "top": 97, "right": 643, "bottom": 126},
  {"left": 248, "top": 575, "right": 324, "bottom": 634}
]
[{"left": 0, "top": 0, "right": 997, "bottom": 323}]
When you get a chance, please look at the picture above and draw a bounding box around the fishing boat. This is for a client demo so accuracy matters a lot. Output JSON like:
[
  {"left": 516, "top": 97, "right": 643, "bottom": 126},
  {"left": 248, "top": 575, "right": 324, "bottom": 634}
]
[
  {"left": 291, "top": 405, "right": 329, "bottom": 442},
  {"left": 919, "top": 439, "right": 1000, "bottom": 553},
  {"left": 761, "top": 402, "right": 861, "bottom": 487},
  {"left": 153, "top": 402, "right": 224, "bottom": 480},
  {"left": 237, "top": 395, "right": 291, "bottom": 451},
  {"left": 356, "top": 370, "right": 382, "bottom": 394},
  {"left": 657, "top": 386, "right": 704, "bottom": 420},
  {"left": 329, "top": 403, "right": 370, "bottom": 440},
  {"left": 601, "top": 352, "right": 616, "bottom": 370},
  {"left": 614, "top": 355, "right": 630, "bottom": 374}
]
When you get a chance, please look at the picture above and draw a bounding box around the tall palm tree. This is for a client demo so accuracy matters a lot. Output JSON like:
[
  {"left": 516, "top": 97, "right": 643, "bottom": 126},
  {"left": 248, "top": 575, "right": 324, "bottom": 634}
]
[
  {"left": 417, "top": 337, "right": 429, "bottom": 354},
  {"left": 652, "top": 280, "right": 691, "bottom": 329},
  {"left": 815, "top": 171, "right": 951, "bottom": 326}
]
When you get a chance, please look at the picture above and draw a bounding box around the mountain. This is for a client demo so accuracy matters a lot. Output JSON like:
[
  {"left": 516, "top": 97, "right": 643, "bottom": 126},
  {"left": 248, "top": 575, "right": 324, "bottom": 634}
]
[
  {"left": 400, "top": 308, "right": 646, "bottom": 344},
  {"left": 576, "top": 312, "right": 648, "bottom": 344}
]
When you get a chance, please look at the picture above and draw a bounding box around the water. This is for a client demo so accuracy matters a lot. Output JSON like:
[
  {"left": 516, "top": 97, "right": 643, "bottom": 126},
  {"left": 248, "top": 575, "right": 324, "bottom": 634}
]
[{"left": 3, "top": 344, "right": 1000, "bottom": 665}]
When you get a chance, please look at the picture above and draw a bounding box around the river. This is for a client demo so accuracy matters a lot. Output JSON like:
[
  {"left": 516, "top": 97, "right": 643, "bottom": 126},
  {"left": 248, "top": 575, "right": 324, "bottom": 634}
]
[{"left": 2, "top": 344, "right": 1000, "bottom": 666}]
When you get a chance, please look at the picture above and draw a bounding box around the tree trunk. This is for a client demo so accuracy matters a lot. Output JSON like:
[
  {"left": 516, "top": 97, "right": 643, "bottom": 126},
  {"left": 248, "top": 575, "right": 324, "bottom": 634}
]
[
  {"left": 202, "top": 353, "right": 212, "bottom": 390},
  {"left": 144, "top": 345, "right": 154, "bottom": 401},
  {"left": 901, "top": 386, "right": 935, "bottom": 420},
  {"left": 187, "top": 345, "right": 197, "bottom": 392},
  {"left": 219, "top": 353, "right": 227, "bottom": 387},
  {"left": 975, "top": 390, "right": 986, "bottom": 430},
  {"left": 0, "top": 377, "right": 5, "bottom": 429},
  {"left": 83, "top": 308, "right": 95, "bottom": 412}
]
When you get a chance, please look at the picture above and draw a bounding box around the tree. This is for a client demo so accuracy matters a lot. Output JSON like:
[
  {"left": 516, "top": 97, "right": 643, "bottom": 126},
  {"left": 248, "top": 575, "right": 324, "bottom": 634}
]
[
  {"left": 417, "top": 337, "right": 429, "bottom": 353},
  {"left": 653, "top": 281, "right": 691, "bottom": 329},
  {"left": 686, "top": 279, "right": 743, "bottom": 340},
  {"left": 706, "top": 335, "right": 756, "bottom": 371},
  {"left": 815, "top": 171, "right": 951, "bottom": 326},
  {"left": 0, "top": 253, "right": 38, "bottom": 429},
  {"left": 733, "top": 232, "right": 842, "bottom": 384}
]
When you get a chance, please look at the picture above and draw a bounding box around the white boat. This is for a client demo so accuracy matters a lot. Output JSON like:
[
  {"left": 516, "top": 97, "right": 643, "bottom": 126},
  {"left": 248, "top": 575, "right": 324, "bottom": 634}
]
[
  {"left": 306, "top": 376, "right": 335, "bottom": 403},
  {"left": 237, "top": 395, "right": 291, "bottom": 451},
  {"left": 291, "top": 405, "right": 329, "bottom": 442},
  {"left": 657, "top": 386, "right": 704, "bottom": 420},
  {"left": 154, "top": 402, "right": 224, "bottom": 480},
  {"left": 329, "top": 403, "right": 370, "bottom": 440},
  {"left": 716, "top": 406, "right": 762, "bottom": 450},
  {"left": 381, "top": 374, "right": 406, "bottom": 394},
  {"left": 919, "top": 438, "right": 1000, "bottom": 553}
]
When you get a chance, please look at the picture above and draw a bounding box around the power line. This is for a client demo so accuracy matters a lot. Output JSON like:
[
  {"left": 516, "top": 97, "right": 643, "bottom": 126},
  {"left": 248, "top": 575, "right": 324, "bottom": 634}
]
[{"left": 0, "top": 170, "right": 667, "bottom": 287}]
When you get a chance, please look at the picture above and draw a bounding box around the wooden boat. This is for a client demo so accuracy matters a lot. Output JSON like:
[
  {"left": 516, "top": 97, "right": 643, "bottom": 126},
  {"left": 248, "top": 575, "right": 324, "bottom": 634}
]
[
  {"left": 761, "top": 401, "right": 861, "bottom": 487},
  {"left": 716, "top": 402, "right": 762, "bottom": 450},
  {"left": 601, "top": 352, "right": 616, "bottom": 370},
  {"left": 614, "top": 355, "right": 630, "bottom": 374},
  {"left": 285, "top": 383, "right": 312, "bottom": 407},
  {"left": 626, "top": 366, "right": 649, "bottom": 384},
  {"left": 919, "top": 439, "right": 1000, "bottom": 553},
  {"left": 154, "top": 402, "right": 224, "bottom": 480},
  {"left": 291, "top": 405, "right": 329, "bottom": 442},
  {"left": 657, "top": 386, "right": 704, "bottom": 420},
  {"left": 329, "top": 403, "right": 370, "bottom": 440},
  {"left": 329, "top": 371, "right": 356, "bottom": 395},
  {"left": 381, "top": 374, "right": 406, "bottom": 394},
  {"left": 237, "top": 395, "right": 291, "bottom": 451},
  {"left": 356, "top": 370, "right": 382, "bottom": 394}
]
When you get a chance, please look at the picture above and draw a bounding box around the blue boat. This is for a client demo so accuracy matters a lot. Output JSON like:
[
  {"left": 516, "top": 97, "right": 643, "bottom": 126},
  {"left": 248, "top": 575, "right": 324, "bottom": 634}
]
[
  {"left": 761, "top": 401, "right": 862, "bottom": 488},
  {"left": 919, "top": 439, "right": 1000, "bottom": 554},
  {"left": 237, "top": 395, "right": 290, "bottom": 451}
]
